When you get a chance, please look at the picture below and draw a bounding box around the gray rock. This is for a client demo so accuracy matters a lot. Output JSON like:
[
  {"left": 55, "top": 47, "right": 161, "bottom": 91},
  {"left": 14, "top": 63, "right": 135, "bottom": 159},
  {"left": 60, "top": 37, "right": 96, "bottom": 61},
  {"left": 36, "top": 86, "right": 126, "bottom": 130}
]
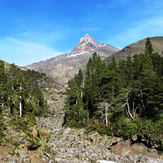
[
  {"left": 19, "top": 148, "right": 31, "bottom": 163},
  {"left": 63, "top": 127, "right": 71, "bottom": 135}
]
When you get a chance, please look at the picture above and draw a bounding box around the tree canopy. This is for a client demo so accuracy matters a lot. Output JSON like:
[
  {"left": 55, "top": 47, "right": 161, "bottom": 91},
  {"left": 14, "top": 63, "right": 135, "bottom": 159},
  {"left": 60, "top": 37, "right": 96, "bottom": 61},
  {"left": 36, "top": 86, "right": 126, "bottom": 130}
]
[
  {"left": 0, "top": 63, "right": 49, "bottom": 117},
  {"left": 64, "top": 38, "right": 163, "bottom": 146}
]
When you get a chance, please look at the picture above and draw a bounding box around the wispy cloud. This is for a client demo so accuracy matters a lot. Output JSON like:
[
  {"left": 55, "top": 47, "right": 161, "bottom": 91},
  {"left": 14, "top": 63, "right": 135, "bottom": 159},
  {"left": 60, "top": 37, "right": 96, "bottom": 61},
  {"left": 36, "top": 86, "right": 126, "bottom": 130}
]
[
  {"left": 0, "top": 38, "right": 63, "bottom": 66},
  {"left": 20, "top": 30, "right": 64, "bottom": 44},
  {"left": 0, "top": 0, "right": 163, "bottom": 67},
  {"left": 21, "top": 30, "right": 31, "bottom": 36},
  {"left": 107, "top": 16, "right": 163, "bottom": 48}
]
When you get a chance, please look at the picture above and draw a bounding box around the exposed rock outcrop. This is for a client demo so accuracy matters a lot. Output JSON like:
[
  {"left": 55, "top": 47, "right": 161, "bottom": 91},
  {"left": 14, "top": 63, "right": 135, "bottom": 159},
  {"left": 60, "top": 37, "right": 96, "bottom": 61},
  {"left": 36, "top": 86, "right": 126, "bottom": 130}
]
[
  {"left": 1, "top": 89, "right": 163, "bottom": 163},
  {"left": 70, "top": 33, "right": 105, "bottom": 55},
  {"left": 35, "top": 95, "right": 163, "bottom": 163}
]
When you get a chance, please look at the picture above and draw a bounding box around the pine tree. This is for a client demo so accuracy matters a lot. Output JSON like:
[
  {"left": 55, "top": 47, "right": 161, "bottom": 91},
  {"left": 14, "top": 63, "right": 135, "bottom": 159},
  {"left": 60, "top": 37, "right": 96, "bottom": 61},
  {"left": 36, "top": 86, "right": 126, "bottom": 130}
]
[
  {"left": 86, "top": 58, "right": 92, "bottom": 78},
  {"left": 66, "top": 80, "right": 78, "bottom": 106},
  {"left": 6, "top": 79, "right": 12, "bottom": 112},
  {"left": 108, "top": 55, "right": 117, "bottom": 71},
  {"left": 108, "top": 55, "right": 121, "bottom": 99},
  {"left": 8, "top": 64, "right": 18, "bottom": 90},
  {"left": 133, "top": 54, "right": 143, "bottom": 79},
  {"left": 136, "top": 38, "right": 156, "bottom": 117},
  {"left": 64, "top": 69, "right": 86, "bottom": 127},
  {"left": 125, "top": 55, "right": 134, "bottom": 85},
  {"left": 0, "top": 61, "right": 4, "bottom": 82},
  {"left": 142, "top": 50, "right": 153, "bottom": 71},
  {"left": 150, "top": 52, "right": 162, "bottom": 74},
  {"left": 145, "top": 37, "right": 153, "bottom": 56},
  {"left": 84, "top": 53, "right": 103, "bottom": 117},
  {"left": 0, "top": 61, "right": 5, "bottom": 108},
  {"left": 34, "top": 88, "right": 44, "bottom": 107}
]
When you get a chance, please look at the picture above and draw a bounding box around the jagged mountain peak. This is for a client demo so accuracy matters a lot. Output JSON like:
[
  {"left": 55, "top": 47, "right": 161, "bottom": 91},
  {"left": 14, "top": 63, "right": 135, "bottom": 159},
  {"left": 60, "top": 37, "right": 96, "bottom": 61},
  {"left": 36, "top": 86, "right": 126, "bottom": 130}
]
[
  {"left": 84, "top": 33, "right": 90, "bottom": 37},
  {"left": 71, "top": 34, "right": 105, "bottom": 55},
  {"left": 79, "top": 33, "right": 91, "bottom": 43},
  {"left": 24, "top": 34, "right": 113, "bottom": 73}
]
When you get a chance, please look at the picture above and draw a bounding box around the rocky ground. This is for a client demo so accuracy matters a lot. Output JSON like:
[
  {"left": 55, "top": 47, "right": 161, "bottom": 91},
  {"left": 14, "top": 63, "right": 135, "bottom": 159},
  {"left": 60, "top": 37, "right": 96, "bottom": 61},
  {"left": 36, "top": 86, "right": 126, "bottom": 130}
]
[
  {"left": 0, "top": 86, "right": 163, "bottom": 163},
  {"left": 36, "top": 87, "right": 163, "bottom": 163}
]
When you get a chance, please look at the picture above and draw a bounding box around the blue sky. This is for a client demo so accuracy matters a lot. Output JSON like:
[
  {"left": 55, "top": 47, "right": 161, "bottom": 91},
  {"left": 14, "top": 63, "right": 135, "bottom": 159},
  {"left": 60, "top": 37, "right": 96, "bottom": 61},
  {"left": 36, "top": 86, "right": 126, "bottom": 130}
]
[{"left": 0, "top": 0, "right": 163, "bottom": 66}]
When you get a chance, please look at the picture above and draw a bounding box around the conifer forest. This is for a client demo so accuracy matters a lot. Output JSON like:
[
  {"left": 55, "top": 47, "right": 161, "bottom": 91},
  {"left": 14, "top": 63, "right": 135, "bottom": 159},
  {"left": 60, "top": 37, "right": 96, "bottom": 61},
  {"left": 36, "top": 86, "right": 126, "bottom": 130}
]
[
  {"left": 0, "top": 37, "right": 163, "bottom": 155},
  {"left": 64, "top": 38, "right": 163, "bottom": 146},
  {"left": 0, "top": 62, "right": 52, "bottom": 142}
]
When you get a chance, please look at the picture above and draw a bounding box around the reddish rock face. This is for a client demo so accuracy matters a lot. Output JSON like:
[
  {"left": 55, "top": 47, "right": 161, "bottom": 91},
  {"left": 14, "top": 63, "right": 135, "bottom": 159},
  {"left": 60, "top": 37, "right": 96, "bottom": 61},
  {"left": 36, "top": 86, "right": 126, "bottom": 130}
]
[{"left": 70, "top": 33, "right": 105, "bottom": 55}]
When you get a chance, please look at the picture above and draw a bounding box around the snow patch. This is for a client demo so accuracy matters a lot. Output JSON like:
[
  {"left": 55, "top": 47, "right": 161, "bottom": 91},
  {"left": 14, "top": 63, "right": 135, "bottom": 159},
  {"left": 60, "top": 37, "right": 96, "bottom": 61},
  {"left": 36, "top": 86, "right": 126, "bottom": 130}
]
[{"left": 66, "top": 51, "right": 87, "bottom": 58}]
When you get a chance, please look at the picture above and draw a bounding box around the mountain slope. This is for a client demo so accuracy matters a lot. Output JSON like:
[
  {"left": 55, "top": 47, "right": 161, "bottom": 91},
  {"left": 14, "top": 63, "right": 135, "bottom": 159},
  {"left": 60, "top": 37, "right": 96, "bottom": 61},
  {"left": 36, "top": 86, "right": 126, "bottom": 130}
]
[
  {"left": 0, "top": 60, "right": 27, "bottom": 71},
  {"left": 25, "top": 34, "right": 119, "bottom": 85},
  {"left": 105, "top": 36, "right": 163, "bottom": 63},
  {"left": 25, "top": 34, "right": 106, "bottom": 69},
  {"left": 70, "top": 33, "right": 106, "bottom": 55}
]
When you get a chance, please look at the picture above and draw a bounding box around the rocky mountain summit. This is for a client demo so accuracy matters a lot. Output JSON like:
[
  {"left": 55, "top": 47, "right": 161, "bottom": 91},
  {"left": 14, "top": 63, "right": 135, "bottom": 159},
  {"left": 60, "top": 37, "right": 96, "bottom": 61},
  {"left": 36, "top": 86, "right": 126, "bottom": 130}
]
[
  {"left": 25, "top": 34, "right": 119, "bottom": 85},
  {"left": 70, "top": 33, "right": 105, "bottom": 55},
  {"left": 25, "top": 34, "right": 105, "bottom": 69}
]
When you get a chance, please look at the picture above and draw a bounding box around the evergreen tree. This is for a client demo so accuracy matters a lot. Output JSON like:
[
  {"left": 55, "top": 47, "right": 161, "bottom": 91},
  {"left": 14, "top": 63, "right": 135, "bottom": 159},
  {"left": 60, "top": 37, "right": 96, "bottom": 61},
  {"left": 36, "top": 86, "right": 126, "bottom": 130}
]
[
  {"left": 108, "top": 55, "right": 117, "bottom": 71},
  {"left": 63, "top": 38, "right": 163, "bottom": 145},
  {"left": 108, "top": 56, "right": 121, "bottom": 99},
  {"left": 125, "top": 55, "right": 134, "bottom": 85},
  {"left": 5, "top": 79, "right": 13, "bottom": 112},
  {"left": 0, "top": 61, "right": 5, "bottom": 82},
  {"left": 7, "top": 64, "right": 18, "bottom": 90},
  {"left": 0, "top": 61, "right": 5, "bottom": 108},
  {"left": 86, "top": 58, "right": 92, "bottom": 78},
  {"left": 150, "top": 52, "right": 162, "bottom": 74},
  {"left": 133, "top": 54, "right": 143, "bottom": 79},
  {"left": 64, "top": 69, "right": 86, "bottom": 127},
  {"left": 145, "top": 37, "right": 153, "bottom": 56},
  {"left": 142, "top": 50, "right": 153, "bottom": 71},
  {"left": 66, "top": 80, "right": 78, "bottom": 106},
  {"left": 84, "top": 53, "right": 103, "bottom": 117}
]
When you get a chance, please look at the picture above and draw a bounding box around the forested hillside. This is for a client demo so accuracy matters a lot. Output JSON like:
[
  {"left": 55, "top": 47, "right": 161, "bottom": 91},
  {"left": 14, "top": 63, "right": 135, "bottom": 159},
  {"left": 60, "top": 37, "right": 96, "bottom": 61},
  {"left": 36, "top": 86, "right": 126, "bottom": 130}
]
[
  {"left": 0, "top": 62, "right": 54, "bottom": 143},
  {"left": 64, "top": 38, "right": 163, "bottom": 149}
]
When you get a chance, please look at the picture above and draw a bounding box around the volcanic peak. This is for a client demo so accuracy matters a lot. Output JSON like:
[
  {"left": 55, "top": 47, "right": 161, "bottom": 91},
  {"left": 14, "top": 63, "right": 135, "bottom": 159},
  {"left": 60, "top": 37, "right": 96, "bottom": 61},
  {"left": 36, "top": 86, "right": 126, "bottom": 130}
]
[
  {"left": 25, "top": 34, "right": 106, "bottom": 69},
  {"left": 70, "top": 33, "right": 105, "bottom": 55},
  {"left": 79, "top": 33, "right": 93, "bottom": 44}
]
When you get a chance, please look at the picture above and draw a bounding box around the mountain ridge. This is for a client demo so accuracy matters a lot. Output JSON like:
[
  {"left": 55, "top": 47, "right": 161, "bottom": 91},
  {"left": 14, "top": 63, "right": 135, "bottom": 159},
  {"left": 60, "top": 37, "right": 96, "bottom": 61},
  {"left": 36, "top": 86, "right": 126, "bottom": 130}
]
[
  {"left": 25, "top": 33, "right": 106, "bottom": 69},
  {"left": 104, "top": 36, "right": 163, "bottom": 63},
  {"left": 24, "top": 34, "right": 119, "bottom": 85}
]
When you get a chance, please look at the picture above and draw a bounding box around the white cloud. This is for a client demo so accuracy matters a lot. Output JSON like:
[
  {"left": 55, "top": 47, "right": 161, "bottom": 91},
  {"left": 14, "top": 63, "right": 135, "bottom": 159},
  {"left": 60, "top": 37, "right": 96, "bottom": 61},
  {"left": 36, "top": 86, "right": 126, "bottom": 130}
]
[
  {"left": 107, "top": 16, "right": 163, "bottom": 48},
  {"left": 0, "top": 38, "right": 62, "bottom": 66}
]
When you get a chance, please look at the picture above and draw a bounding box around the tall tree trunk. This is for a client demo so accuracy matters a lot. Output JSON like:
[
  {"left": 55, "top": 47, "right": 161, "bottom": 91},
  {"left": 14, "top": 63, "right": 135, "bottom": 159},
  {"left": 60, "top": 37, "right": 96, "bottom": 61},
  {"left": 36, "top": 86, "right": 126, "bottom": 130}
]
[
  {"left": 1, "top": 93, "right": 4, "bottom": 111},
  {"left": 140, "top": 90, "right": 146, "bottom": 115},
  {"left": 19, "top": 84, "right": 22, "bottom": 117},
  {"left": 19, "top": 100, "right": 22, "bottom": 117},
  {"left": 8, "top": 96, "right": 11, "bottom": 113},
  {"left": 126, "top": 92, "right": 135, "bottom": 121},
  {"left": 105, "top": 103, "right": 108, "bottom": 127}
]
